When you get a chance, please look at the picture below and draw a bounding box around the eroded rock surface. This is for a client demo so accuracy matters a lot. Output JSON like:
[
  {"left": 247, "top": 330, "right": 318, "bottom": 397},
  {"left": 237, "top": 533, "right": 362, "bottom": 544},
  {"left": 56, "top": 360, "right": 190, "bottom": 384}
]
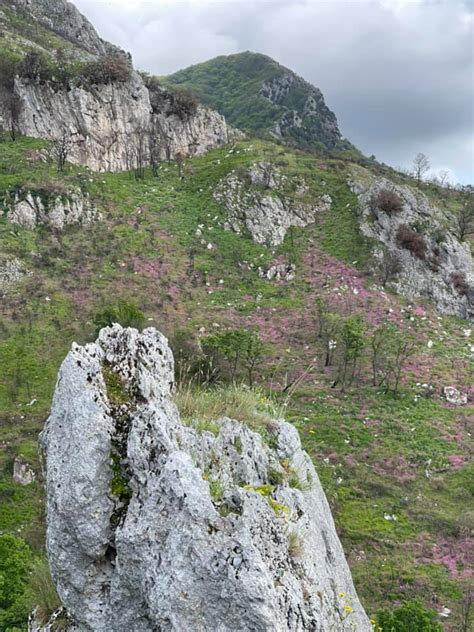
[
  {"left": 4, "top": 186, "right": 100, "bottom": 229},
  {"left": 350, "top": 170, "right": 474, "bottom": 319},
  {"left": 13, "top": 456, "right": 36, "bottom": 485},
  {"left": 3, "top": 75, "right": 228, "bottom": 172},
  {"left": 214, "top": 162, "right": 331, "bottom": 246},
  {"left": 0, "top": 257, "right": 28, "bottom": 291},
  {"left": 40, "top": 324, "right": 370, "bottom": 631}
]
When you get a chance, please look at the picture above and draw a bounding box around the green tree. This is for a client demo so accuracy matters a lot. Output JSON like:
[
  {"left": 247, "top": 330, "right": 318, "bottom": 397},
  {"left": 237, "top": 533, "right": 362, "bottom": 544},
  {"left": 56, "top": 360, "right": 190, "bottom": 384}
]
[
  {"left": 376, "top": 599, "right": 442, "bottom": 632},
  {"left": 333, "top": 315, "right": 365, "bottom": 391},
  {"left": 204, "top": 329, "right": 266, "bottom": 385}
]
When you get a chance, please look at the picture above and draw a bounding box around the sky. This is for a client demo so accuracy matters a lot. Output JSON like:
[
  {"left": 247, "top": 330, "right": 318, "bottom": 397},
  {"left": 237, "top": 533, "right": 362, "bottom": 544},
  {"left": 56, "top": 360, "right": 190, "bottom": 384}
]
[{"left": 74, "top": 0, "right": 474, "bottom": 184}]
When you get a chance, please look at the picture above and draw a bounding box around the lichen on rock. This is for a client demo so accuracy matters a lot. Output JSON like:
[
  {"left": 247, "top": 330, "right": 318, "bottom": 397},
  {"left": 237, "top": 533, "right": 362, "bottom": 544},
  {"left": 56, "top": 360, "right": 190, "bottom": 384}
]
[{"left": 39, "top": 324, "right": 370, "bottom": 631}]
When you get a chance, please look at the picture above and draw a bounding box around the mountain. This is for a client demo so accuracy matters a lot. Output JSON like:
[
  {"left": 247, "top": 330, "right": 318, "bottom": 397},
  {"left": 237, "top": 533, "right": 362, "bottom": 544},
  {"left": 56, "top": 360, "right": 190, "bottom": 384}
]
[
  {"left": 164, "top": 51, "right": 350, "bottom": 152},
  {"left": 0, "top": 0, "right": 229, "bottom": 171},
  {"left": 0, "top": 2, "right": 473, "bottom": 632}
]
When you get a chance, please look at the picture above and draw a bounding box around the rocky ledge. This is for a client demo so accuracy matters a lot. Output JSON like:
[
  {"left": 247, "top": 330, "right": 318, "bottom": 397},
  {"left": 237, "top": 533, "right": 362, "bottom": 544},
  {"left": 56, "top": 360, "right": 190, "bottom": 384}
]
[
  {"left": 38, "top": 324, "right": 370, "bottom": 631},
  {"left": 350, "top": 170, "right": 474, "bottom": 319},
  {"left": 214, "top": 162, "right": 331, "bottom": 246},
  {"left": 3, "top": 185, "right": 100, "bottom": 230}
]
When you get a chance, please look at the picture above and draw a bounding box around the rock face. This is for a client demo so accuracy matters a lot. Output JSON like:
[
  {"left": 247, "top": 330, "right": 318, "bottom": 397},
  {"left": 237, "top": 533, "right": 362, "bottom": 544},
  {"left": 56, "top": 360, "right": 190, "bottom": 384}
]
[
  {"left": 350, "top": 171, "right": 474, "bottom": 319},
  {"left": 40, "top": 324, "right": 370, "bottom": 631},
  {"left": 214, "top": 162, "right": 331, "bottom": 246},
  {"left": 3, "top": 74, "right": 228, "bottom": 172},
  {"left": 9, "top": 0, "right": 114, "bottom": 58},
  {"left": 3, "top": 186, "right": 100, "bottom": 229},
  {"left": 260, "top": 73, "right": 340, "bottom": 147}
]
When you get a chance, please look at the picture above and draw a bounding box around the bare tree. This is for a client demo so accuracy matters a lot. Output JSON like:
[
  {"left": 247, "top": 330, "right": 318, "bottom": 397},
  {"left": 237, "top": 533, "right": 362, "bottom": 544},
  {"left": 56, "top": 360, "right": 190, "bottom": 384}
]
[
  {"left": 133, "top": 127, "right": 148, "bottom": 180},
  {"left": 175, "top": 150, "right": 185, "bottom": 179},
  {"left": 438, "top": 169, "right": 451, "bottom": 188},
  {"left": 412, "top": 152, "right": 430, "bottom": 183},
  {"left": 149, "top": 133, "right": 160, "bottom": 177},
  {"left": 454, "top": 185, "right": 474, "bottom": 241},
  {"left": 51, "top": 129, "right": 73, "bottom": 171},
  {"left": 4, "top": 91, "right": 22, "bottom": 141},
  {"left": 378, "top": 248, "right": 402, "bottom": 287}
]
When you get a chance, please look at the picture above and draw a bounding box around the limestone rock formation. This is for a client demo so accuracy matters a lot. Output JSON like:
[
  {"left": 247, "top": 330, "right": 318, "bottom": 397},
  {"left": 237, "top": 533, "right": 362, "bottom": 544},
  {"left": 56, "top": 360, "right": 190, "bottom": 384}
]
[
  {"left": 4, "top": 186, "right": 100, "bottom": 229},
  {"left": 0, "top": 257, "right": 28, "bottom": 292},
  {"left": 39, "top": 324, "right": 370, "bottom": 631},
  {"left": 13, "top": 456, "right": 36, "bottom": 485},
  {"left": 9, "top": 0, "right": 118, "bottom": 58},
  {"left": 260, "top": 73, "right": 340, "bottom": 145},
  {"left": 3, "top": 74, "right": 228, "bottom": 172},
  {"left": 350, "top": 170, "right": 474, "bottom": 319},
  {"left": 214, "top": 162, "right": 331, "bottom": 246}
]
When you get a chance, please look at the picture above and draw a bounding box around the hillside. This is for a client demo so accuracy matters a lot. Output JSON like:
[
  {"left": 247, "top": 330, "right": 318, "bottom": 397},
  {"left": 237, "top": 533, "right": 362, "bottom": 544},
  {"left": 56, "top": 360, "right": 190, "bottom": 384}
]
[
  {"left": 0, "top": 2, "right": 473, "bottom": 631},
  {"left": 0, "top": 134, "right": 472, "bottom": 631},
  {"left": 164, "top": 51, "right": 354, "bottom": 153}
]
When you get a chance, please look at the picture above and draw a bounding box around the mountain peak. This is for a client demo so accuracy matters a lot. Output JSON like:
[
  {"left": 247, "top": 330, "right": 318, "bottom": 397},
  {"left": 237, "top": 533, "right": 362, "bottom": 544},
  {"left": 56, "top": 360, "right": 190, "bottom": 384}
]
[{"left": 164, "top": 51, "right": 343, "bottom": 151}]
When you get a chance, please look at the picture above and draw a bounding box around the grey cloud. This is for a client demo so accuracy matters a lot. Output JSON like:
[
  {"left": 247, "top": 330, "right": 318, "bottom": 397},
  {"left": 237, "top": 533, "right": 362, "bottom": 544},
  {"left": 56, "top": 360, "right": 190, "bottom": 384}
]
[{"left": 75, "top": 0, "right": 473, "bottom": 183}]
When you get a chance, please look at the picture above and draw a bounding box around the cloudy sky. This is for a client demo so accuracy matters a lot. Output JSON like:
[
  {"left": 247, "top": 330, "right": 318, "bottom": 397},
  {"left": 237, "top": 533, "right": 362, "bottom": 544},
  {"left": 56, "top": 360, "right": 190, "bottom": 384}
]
[{"left": 74, "top": 0, "right": 473, "bottom": 184}]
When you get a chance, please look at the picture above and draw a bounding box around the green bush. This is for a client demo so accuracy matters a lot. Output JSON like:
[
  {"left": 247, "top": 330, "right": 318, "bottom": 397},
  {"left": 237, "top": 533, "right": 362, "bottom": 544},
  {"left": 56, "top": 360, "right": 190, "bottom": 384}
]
[
  {"left": 93, "top": 300, "right": 145, "bottom": 334},
  {"left": 376, "top": 599, "right": 442, "bottom": 632},
  {"left": 0, "top": 534, "right": 33, "bottom": 630}
]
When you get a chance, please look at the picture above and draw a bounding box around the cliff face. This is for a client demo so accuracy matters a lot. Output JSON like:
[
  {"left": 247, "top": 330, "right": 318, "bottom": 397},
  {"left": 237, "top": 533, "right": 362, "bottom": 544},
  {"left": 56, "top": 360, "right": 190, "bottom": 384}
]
[
  {"left": 2, "top": 73, "right": 228, "bottom": 172},
  {"left": 39, "top": 324, "right": 370, "bottom": 631}
]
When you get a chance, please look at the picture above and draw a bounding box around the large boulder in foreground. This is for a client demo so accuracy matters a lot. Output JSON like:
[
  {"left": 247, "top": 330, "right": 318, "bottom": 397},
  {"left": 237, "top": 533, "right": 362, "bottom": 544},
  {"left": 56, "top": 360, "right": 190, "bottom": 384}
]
[{"left": 39, "top": 324, "right": 370, "bottom": 631}]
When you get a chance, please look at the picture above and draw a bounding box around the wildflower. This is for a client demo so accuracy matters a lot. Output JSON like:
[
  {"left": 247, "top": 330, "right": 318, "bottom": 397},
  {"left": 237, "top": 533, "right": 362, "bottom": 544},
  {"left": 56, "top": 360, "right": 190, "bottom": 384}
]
[
  {"left": 427, "top": 340, "right": 433, "bottom": 348},
  {"left": 343, "top": 605, "right": 353, "bottom": 614}
]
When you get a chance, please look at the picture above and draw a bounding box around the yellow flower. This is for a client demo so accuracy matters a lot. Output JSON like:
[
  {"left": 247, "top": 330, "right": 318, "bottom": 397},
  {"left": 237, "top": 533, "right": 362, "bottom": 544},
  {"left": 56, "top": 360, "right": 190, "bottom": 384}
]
[
  {"left": 343, "top": 605, "right": 354, "bottom": 615},
  {"left": 339, "top": 592, "right": 346, "bottom": 598}
]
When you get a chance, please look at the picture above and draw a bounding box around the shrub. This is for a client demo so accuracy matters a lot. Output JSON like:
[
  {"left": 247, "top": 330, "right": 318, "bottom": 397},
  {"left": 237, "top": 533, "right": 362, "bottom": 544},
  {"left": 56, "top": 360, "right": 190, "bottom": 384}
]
[
  {"left": 16, "top": 51, "right": 53, "bottom": 82},
  {"left": 80, "top": 54, "right": 131, "bottom": 85},
  {"left": 170, "top": 88, "right": 198, "bottom": 119},
  {"left": 372, "top": 189, "right": 403, "bottom": 214},
  {"left": 0, "top": 534, "right": 33, "bottom": 629},
  {"left": 93, "top": 300, "right": 145, "bottom": 334},
  {"left": 376, "top": 599, "right": 442, "bottom": 632},
  {"left": 451, "top": 271, "right": 470, "bottom": 296},
  {"left": 396, "top": 224, "right": 427, "bottom": 260}
]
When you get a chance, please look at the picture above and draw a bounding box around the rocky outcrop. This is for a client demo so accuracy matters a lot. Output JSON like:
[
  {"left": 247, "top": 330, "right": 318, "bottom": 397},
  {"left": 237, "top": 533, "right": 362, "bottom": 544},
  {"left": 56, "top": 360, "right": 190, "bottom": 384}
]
[
  {"left": 9, "top": 0, "right": 111, "bottom": 58},
  {"left": 3, "top": 186, "right": 100, "bottom": 229},
  {"left": 13, "top": 456, "right": 36, "bottom": 485},
  {"left": 1, "top": 74, "right": 228, "bottom": 172},
  {"left": 350, "top": 171, "right": 474, "bottom": 319},
  {"left": 39, "top": 324, "right": 370, "bottom": 631},
  {"left": 214, "top": 162, "right": 331, "bottom": 246},
  {"left": 259, "top": 263, "right": 296, "bottom": 282},
  {"left": 260, "top": 73, "right": 341, "bottom": 148},
  {"left": 0, "top": 257, "right": 28, "bottom": 291}
]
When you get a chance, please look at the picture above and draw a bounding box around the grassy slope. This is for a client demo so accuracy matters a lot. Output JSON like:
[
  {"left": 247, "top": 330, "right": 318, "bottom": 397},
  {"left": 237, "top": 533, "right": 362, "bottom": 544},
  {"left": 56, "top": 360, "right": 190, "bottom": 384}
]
[{"left": 0, "top": 136, "right": 472, "bottom": 630}]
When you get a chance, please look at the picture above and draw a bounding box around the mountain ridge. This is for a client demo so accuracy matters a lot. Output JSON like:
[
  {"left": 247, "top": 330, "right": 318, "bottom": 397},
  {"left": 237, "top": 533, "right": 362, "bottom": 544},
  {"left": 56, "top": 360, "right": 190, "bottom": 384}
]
[{"left": 164, "top": 51, "right": 355, "bottom": 154}]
